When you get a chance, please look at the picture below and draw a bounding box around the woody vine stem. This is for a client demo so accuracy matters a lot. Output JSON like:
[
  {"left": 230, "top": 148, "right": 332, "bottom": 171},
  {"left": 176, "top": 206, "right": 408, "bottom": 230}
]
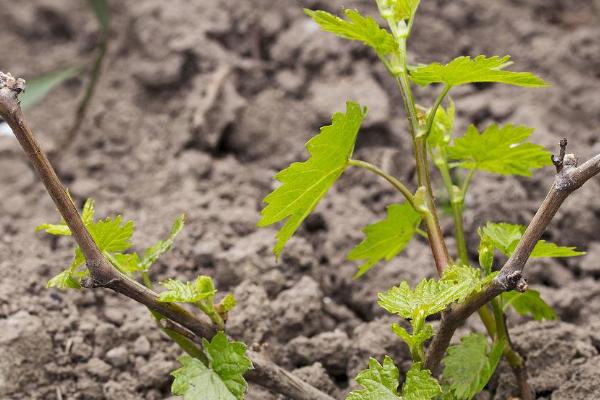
[{"left": 0, "top": 72, "right": 335, "bottom": 400}]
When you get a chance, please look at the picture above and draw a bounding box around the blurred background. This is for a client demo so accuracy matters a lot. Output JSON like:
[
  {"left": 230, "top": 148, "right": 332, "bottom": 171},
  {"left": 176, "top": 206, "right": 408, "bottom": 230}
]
[{"left": 0, "top": 1, "right": 599, "bottom": 399}]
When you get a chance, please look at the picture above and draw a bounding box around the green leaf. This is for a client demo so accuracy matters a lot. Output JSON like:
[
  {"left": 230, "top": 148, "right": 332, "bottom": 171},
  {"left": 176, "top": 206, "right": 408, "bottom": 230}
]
[
  {"left": 258, "top": 102, "right": 366, "bottom": 256},
  {"left": 111, "top": 253, "right": 142, "bottom": 275},
  {"left": 201, "top": 332, "right": 253, "bottom": 400},
  {"left": 89, "top": 215, "right": 135, "bottom": 253},
  {"left": 87, "top": 0, "right": 110, "bottom": 34},
  {"left": 158, "top": 276, "right": 217, "bottom": 304},
  {"left": 35, "top": 222, "right": 72, "bottom": 236},
  {"left": 172, "top": 355, "right": 233, "bottom": 400},
  {"left": 442, "top": 334, "right": 503, "bottom": 400},
  {"left": 387, "top": 0, "right": 421, "bottom": 21},
  {"left": 447, "top": 124, "right": 553, "bottom": 176},
  {"left": 427, "top": 99, "right": 455, "bottom": 148},
  {"left": 502, "top": 290, "right": 557, "bottom": 321},
  {"left": 172, "top": 333, "right": 252, "bottom": 400},
  {"left": 409, "top": 55, "right": 548, "bottom": 88},
  {"left": 347, "top": 356, "right": 401, "bottom": 400},
  {"left": 478, "top": 232, "right": 495, "bottom": 276},
  {"left": 481, "top": 222, "right": 585, "bottom": 258},
  {"left": 36, "top": 199, "right": 95, "bottom": 236},
  {"left": 19, "top": 67, "right": 79, "bottom": 110},
  {"left": 402, "top": 363, "right": 442, "bottom": 400},
  {"left": 348, "top": 203, "right": 421, "bottom": 278},
  {"left": 305, "top": 9, "right": 396, "bottom": 56},
  {"left": 378, "top": 265, "right": 485, "bottom": 320},
  {"left": 392, "top": 323, "right": 433, "bottom": 350},
  {"left": 139, "top": 215, "right": 185, "bottom": 271},
  {"left": 47, "top": 270, "right": 82, "bottom": 289}
]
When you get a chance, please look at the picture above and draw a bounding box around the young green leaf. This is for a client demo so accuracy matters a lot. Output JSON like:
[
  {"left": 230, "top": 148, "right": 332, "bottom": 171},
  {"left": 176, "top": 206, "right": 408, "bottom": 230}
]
[
  {"left": 347, "top": 356, "right": 401, "bottom": 400},
  {"left": 90, "top": 215, "right": 135, "bottom": 253},
  {"left": 481, "top": 222, "right": 585, "bottom": 258},
  {"left": 502, "top": 290, "right": 557, "bottom": 321},
  {"left": 402, "top": 363, "right": 442, "bottom": 400},
  {"left": 47, "top": 270, "right": 82, "bottom": 289},
  {"left": 427, "top": 100, "right": 455, "bottom": 148},
  {"left": 385, "top": 0, "right": 421, "bottom": 22},
  {"left": 36, "top": 198, "right": 95, "bottom": 236},
  {"left": 171, "top": 332, "right": 252, "bottom": 400},
  {"left": 409, "top": 55, "right": 548, "bottom": 88},
  {"left": 202, "top": 332, "right": 253, "bottom": 399},
  {"left": 442, "top": 333, "right": 503, "bottom": 400},
  {"left": 392, "top": 323, "right": 433, "bottom": 353},
  {"left": 18, "top": 67, "right": 79, "bottom": 110},
  {"left": 448, "top": 124, "right": 553, "bottom": 176},
  {"left": 305, "top": 9, "right": 396, "bottom": 56},
  {"left": 258, "top": 102, "right": 366, "bottom": 257},
  {"left": 111, "top": 253, "right": 142, "bottom": 275},
  {"left": 348, "top": 203, "right": 421, "bottom": 278},
  {"left": 378, "top": 265, "right": 486, "bottom": 321},
  {"left": 216, "top": 293, "right": 237, "bottom": 315},
  {"left": 139, "top": 215, "right": 184, "bottom": 271},
  {"left": 159, "top": 276, "right": 217, "bottom": 304}
]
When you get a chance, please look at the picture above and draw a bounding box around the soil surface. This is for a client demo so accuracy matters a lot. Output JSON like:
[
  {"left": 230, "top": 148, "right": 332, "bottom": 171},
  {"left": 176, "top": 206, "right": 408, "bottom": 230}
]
[{"left": 1, "top": 0, "right": 600, "bottom": 399}]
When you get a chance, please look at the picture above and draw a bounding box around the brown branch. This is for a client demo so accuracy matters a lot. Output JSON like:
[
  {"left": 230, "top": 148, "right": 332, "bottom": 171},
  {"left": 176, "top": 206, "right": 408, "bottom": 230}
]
[
  {"left": 0, "top": 72, "right": 335, "bottom": 400},
  {"left": 426, "top": 139, "right": 600, "bottom": 373}
]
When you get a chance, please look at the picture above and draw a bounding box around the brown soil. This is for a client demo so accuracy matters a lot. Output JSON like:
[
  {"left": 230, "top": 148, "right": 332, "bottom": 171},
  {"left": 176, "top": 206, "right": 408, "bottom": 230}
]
[{"left": 1, "top": 0, "right": 599, "bottom": 399}]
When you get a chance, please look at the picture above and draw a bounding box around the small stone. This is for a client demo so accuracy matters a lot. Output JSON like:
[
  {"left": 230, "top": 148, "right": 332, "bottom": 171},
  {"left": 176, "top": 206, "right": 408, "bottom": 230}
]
[
  {"left": 86, "top": 357, "right": 112, "bottom": 380},
  {"left": 105, "top": 346, "right": 129, "bottom": 367},
  {"left": 70, "top": 336, "right": 93, "bottom": 361},
  {"left": 133, "top": 336, "right": 151, "bottom": 357},
  {"left": 104, "top": 308, "right": 126, "bottom": 326}
]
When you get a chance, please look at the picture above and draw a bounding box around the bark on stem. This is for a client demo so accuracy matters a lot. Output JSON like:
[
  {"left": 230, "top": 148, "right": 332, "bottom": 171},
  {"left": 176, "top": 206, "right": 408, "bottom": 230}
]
[
  {"left": 0, "top": 72, "right": 334, "bottom": 400},
  {"left": 425, "top": 140, "right": 600, "bottom": 374}
]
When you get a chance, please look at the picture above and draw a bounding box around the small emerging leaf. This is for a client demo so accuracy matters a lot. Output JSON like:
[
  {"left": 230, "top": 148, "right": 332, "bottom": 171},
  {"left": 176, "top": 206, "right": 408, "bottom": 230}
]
[
  {"left": 258, "top": 102, "right": 366, "bottom": 257},
  {"left": 427, "top": 99, "right": 455, "bottom": 148},
  {"left": 47, "top": 270, "right": 82, "bottom": 289},
  {"left": 448, "top": 124, "right": 553, "bottom": 176},
  {"left": 392, "top": 323, "right": 433, "bottom": 350},
  {"left": 442, "top": 333, "right": 503, "bottom": 400},
  {"left": 305, "top": 9, "right": 396, "bottom": 56},
  {"left": 348, "top": 203, "right": 421, "bottom": 278},
  {"left": 386, "top": 0, "right": 421, "bottom": 21},
  {"left": 347, "top": 356, "right": 401, "bottom": 400},
  {"left": 481, "top": 222, "right": 585, "bottom": 258},
  {"left": 402, "top": 363, "right": 442, "bottom": 400},
  {"left": 502, "top": 290, "right": 557, "bottom": 321},
  {"left": 159, "top": 276, "right": 217, "bottom": 304},
  {"left": 410, "top": 55, "right": 548, "bottom": 88}
]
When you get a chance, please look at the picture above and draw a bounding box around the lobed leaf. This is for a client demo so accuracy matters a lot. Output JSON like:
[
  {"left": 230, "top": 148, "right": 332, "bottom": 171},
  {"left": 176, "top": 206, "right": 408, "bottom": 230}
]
[
  {"left": 47, "top": 270, "right": 82, "bottom": 289},
  {"left": 410, "top": 55, "right": 548, "bottom": 88},
  {"left": 448, "top": 124, "right": 553, "bottom": 176},
  {"left": 402, "top": 363, "right": 442, "bottom": 400},
  {"left": 502, "top": 290, "right": 557, "bottom": 321},
  {"left": 202, "top": 332, "right": 253, "bottom": 399},
  {"left": 172, "top": 332, "right": 252, "bottom": 400},
  {"left": 258, "top": 102, "right": 366, "bottom": 257},
  {"left": 159, "top": 276, "right": 217, "bottom": 304},
  {"left": 387, "top": 0, "right": 421, "bottom": 21},
  {"left": 392, "top": 323, "right": 433, "bottom": 351},
  {"left": 348, "top": 203, "right": 421, "bottom": 278},
  {"left": 378, "top": 265, "right": 486, "bottom": 320},
  {"left": 442, "top": 333, "right": 503, "bottom": 400},
  {"left": 347, "top": 356, "right": 401, "bottom": 400},
  {"left": 305, "top": 9, "right": 396, "bottom": 56},
  {"left": 481, "top": 222, "right": 585, "bottom": 258}
]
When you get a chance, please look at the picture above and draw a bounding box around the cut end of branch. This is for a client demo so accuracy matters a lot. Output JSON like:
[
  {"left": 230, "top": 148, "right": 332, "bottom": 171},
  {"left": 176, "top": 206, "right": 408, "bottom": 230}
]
[
  {"left": 0, "top": 71, "right": 26, "bottom": 93},
  {"left": 0, "top": 72, "right": 26, "bottom": 117}
]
